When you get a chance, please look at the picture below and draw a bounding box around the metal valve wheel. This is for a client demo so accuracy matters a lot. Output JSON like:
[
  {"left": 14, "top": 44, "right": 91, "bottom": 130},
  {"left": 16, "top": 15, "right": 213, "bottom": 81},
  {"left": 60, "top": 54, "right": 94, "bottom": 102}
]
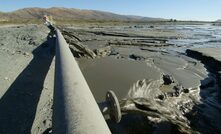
[{"left": 106, "top": 90, "right": 122, "bottom": 123}]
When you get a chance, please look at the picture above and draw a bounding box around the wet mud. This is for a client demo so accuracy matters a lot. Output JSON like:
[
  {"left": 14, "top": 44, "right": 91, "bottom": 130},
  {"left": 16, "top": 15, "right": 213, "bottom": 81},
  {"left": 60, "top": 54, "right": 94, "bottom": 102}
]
[
  {"left": 64, "top": 24, "right": 221, "bottom": 133},
  {"left": 0, "top": 24, "right": 221, "bottom": 133}
]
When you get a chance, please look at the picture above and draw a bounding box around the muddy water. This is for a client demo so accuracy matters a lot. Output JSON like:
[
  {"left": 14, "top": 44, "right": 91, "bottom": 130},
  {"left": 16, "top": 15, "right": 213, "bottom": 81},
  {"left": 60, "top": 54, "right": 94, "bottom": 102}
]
[
  {"left": 166, "top": 24, "right": 221, "bottom": 52},
  {"left": 76, "top": 24, "right": 221, "bottom": 133},
  {"left": 78, "top": 57, "right": 161, "bottom": 102}
]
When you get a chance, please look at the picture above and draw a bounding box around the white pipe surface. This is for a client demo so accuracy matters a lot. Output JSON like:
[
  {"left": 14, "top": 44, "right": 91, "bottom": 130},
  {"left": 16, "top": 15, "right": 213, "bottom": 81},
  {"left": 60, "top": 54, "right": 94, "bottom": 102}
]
[{"left": 53, "top": 30, "right": 111, "bottom": 134}]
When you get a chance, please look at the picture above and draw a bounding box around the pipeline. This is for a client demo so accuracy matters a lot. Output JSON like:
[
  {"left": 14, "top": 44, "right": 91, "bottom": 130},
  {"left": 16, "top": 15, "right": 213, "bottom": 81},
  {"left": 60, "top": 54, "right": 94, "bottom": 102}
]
[{"left": 53, "top": 29, "right": 111, "bottom": 134}]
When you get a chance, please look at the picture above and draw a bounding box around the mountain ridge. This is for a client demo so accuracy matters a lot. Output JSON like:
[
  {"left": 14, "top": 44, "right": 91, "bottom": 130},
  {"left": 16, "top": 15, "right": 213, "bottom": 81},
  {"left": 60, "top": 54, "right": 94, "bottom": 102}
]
[{"left": 0, "top": 7, "right": 165, "bottom": 22}]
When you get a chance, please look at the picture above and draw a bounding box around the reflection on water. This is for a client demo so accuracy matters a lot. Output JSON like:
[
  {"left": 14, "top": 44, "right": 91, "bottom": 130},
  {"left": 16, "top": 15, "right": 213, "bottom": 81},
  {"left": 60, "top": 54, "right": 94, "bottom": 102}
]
[{"left": 167, "top": 24, "right": 221, "bottom": 49}]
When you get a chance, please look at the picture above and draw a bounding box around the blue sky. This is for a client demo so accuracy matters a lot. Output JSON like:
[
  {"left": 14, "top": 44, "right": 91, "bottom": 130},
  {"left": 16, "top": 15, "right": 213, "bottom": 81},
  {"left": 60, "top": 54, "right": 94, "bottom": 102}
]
[{"left": 0, "top": 0, "right": 220, "bottom": 21}]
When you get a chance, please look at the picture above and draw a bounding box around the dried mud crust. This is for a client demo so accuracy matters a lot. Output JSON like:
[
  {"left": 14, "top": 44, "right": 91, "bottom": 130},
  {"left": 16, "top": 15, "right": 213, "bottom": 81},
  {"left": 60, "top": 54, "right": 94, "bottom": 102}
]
[{"left": 0, "top": 25, "right": 54, "bottom": 134}]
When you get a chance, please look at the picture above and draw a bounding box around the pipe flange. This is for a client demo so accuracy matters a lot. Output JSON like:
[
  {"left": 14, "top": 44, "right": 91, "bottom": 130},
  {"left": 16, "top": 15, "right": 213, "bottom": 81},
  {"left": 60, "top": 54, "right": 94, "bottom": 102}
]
[{"left": 106, "top": 90, "right": 121, "bottom": 123}]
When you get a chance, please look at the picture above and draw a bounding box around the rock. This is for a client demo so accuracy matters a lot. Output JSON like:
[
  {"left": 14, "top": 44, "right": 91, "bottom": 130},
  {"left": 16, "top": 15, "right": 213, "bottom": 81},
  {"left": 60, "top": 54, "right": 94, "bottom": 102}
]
[
  {"left": 183, "top": 88, "right": 189, "bottom": 93},
  {"left": 43, "top": 119, "right": 51, "bottom": 126},
  {"left": 21, "top": 36, "right": 27, "bottom": 41},
  {"left": 4, "top": 77, "right": 10, "bottom": 81},
  {"left": 157, "top": 94, "right": 165, "bottom": 100},
  {"left": 29, "top": 40, "right": 36, "bottom": 45},
  {"left": 167, "top": 92, "right": 176, "bottom": 97},
  {"left": 163, "top": 74, "right": 174, "bottom": 85},
  {"left": 109, "top": 50, "right": 119, "bottom": 56},
  {"left": 174, "top": 85, "right": 183, "bottom": 92},
  {"left": 149, "top": 26, "right": 154, "bottom": 28},
  {"left": 129, "top": 54, "right": 145, "bottom": 60},
  {"left": 16, "top": 50, "right": 22, "bottom": 54},
  {"left": 94, "top": 46, "right": 111, "bottom": 57},
  {"left": 134, "top": 25, "right": 144, "bottom": 28},
  {"left": 23, "top": 52, "right": 30, "bottom": 56},
  {"left": 163, "top": 85, "right": 183, "bottom": 97},
  {"left": 11, "top": 51, "right": 16, "bottom": 55}
]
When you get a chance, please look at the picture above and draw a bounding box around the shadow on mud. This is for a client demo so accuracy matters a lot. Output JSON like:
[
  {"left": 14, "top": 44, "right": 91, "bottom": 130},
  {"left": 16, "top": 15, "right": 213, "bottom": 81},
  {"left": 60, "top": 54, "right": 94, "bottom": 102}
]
[
  {"left": 107, "top": 114, "right": 183, "bottom": 134},
  {"left": 185, "top": 51, "right": 221, "bottom": 133},
  {"left": 0, "top": 36, "right": 55, "bottom": 134}
]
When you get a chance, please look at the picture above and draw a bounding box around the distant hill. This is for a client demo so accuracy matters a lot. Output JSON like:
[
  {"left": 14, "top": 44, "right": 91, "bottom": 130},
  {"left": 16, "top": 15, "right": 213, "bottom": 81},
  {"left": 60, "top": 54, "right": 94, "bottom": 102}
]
[
  {"left": 216, "top": 19, "right": 221, "bottom": 22},
  {"left": 0, "top": 7, "right": 165, "bottom": 22}
]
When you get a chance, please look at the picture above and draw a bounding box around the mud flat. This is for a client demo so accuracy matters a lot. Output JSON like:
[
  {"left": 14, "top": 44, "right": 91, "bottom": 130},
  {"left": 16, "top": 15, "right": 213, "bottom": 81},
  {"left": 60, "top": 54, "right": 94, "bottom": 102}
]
[
  {"left": 0, "top": 24, "right": 221, "bottom": 134},
  {"left": 64, "top": 25, "right": 219, "bottom": 133},
  {"left": 0, "top": 25, "right": 54, "bottom": 134}
]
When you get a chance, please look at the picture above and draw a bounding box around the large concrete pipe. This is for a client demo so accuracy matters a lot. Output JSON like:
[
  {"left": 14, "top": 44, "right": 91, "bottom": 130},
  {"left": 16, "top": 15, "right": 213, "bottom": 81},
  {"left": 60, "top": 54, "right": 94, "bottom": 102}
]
[{"left": 53, "top": 29, "right": 111, "bottom": 134}]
